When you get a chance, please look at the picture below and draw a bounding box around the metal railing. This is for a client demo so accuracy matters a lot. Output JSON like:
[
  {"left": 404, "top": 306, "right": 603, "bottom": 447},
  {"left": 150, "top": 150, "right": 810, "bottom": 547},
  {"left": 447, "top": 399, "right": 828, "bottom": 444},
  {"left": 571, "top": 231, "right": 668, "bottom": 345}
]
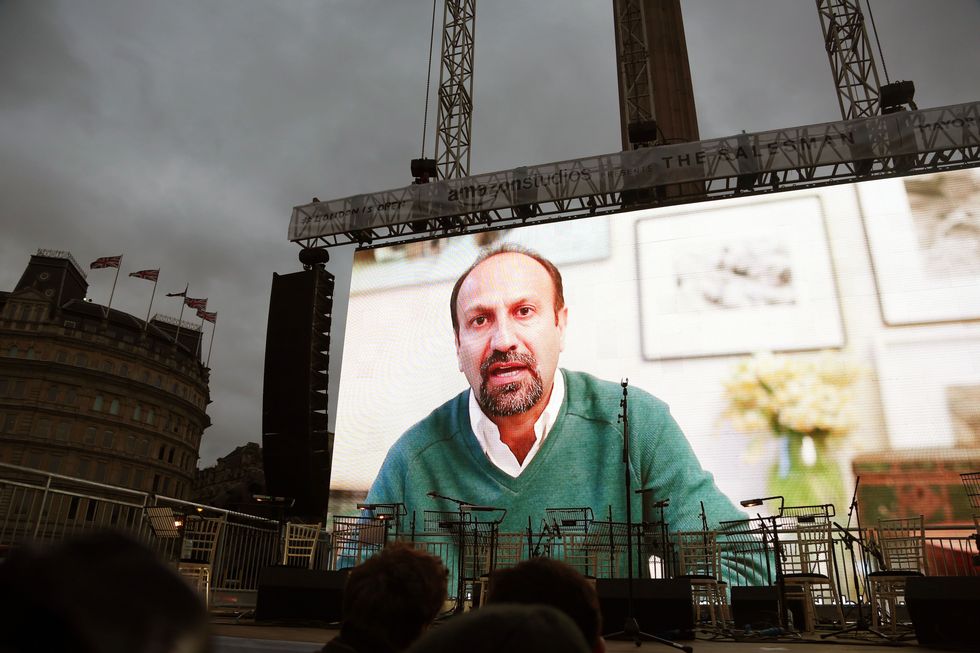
[{"left": 3, "top": 462, "right": 977, "bottom": 614}]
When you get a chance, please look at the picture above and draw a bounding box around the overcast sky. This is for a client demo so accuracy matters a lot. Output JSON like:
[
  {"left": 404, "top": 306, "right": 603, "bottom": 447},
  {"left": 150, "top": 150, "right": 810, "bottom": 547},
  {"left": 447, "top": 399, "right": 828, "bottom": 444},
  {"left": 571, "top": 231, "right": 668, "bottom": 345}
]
[{"left": 2, "top": 0, "right": 978, "bottom": 466}]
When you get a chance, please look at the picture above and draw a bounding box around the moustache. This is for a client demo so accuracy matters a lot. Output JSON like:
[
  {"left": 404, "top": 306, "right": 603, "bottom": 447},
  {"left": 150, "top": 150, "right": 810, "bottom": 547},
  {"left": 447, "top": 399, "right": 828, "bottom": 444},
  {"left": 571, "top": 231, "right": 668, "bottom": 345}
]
[{"left": 480, "top": 350, "right": 538, "bottom": 380}]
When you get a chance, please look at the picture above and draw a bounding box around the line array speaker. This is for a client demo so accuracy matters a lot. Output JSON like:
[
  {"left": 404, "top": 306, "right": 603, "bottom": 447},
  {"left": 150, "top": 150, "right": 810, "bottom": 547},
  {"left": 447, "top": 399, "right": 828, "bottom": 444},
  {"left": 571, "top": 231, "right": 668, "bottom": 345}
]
[{"left": 262, "top": 267, "right": 335, "bottom": 517}]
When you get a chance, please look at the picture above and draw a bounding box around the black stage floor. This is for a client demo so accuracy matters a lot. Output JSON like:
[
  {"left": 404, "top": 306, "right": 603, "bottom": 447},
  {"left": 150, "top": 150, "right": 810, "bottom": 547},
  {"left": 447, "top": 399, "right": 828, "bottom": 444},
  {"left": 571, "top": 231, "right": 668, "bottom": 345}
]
[{"left": 210, "top": 619, "right": 963, "bottom": 653}]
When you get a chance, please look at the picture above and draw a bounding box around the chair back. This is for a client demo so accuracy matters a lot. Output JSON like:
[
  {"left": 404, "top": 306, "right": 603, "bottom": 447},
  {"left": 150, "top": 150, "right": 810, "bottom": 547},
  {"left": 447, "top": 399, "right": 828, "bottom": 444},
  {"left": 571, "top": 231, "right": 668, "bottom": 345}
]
[
  {"left": 876, "top": 516, "right": 926, "bottom": 574},
  {"left": 779, "top": 519, "right": 835, "bottom": 578},
  {"left": 673, "top": 530, "right": 720, "bottom": 578},
  {"left": 281, "top": 522, "right": 322, "bottom": 568},
  {"left": 180, "top": 515, "right": 224, "bottom": 563}
]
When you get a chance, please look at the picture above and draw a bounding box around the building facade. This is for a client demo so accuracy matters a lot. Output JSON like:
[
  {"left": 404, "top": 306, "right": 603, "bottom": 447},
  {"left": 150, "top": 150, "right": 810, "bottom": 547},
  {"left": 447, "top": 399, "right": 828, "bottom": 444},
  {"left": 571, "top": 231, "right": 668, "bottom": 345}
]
[{"left": 0, "top": 250, "right": 211, "bottom": 499}]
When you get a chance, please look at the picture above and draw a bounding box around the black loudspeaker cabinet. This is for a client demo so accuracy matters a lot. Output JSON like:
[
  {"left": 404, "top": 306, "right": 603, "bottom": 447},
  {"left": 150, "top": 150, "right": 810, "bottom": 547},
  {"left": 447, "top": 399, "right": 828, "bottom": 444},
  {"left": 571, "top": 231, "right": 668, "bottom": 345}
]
[
  {"left": 729, "top": 585, "right": 806, "bottom": 630},
  {"left": 595, "top": 578, "right": 694, "bottom": 639},
  {"left": 262, "top": 268, "right": 335, "bottom": 517},
  {"left": 906, "top": 576, "right": 980, "bottom": 652},
  {"left": 730, "top": 586, "right": 779, "bottom": 629},
  {"left": 255, "top": 566, "right": 349, "bottom": 623}
]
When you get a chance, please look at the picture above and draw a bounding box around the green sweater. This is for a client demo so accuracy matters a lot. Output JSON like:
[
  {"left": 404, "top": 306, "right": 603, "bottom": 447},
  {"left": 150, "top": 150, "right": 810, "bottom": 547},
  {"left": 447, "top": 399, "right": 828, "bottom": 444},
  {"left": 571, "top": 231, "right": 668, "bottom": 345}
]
[{"left": 367, "top": 369, "right": 767, "bottom": 584}]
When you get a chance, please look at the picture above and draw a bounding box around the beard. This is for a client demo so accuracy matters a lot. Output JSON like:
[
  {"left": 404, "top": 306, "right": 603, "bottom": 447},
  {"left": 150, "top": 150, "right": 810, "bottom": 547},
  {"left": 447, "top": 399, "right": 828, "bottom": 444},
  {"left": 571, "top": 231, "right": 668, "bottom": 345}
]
[{"left": 477, "top": 350, "right": 545, "bottom": 417}]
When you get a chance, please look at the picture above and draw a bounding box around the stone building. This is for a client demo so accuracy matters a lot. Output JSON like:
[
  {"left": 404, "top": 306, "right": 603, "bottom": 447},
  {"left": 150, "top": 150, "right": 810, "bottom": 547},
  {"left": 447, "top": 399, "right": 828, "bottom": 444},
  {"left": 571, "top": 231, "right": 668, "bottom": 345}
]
[
  {"left": 192, "top": 442, "right": 267, "bottom": 514},
  {"left": 0, "top": 250, "right": 211, "bottom": 499}
]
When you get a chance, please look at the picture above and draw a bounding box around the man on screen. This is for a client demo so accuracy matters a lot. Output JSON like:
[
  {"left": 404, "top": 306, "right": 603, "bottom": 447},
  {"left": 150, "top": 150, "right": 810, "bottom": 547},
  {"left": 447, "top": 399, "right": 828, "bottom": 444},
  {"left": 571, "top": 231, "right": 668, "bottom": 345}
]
[{"left": 366, "top": 243, "right": 762, "bottom": 581}]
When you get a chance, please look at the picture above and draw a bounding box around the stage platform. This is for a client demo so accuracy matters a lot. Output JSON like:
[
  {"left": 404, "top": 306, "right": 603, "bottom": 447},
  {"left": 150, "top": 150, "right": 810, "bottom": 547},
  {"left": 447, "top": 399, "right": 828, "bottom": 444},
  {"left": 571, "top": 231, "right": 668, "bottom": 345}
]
[{"left": 210, "top": 618, "right": 955, "bottom": 653}]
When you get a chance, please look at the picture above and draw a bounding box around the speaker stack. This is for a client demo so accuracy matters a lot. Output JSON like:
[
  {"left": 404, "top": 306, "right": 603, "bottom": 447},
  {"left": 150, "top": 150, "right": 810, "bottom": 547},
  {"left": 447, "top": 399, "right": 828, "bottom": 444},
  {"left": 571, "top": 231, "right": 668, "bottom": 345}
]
[{"left": 262, "top": 267, "right": 335, "bottom": 518}]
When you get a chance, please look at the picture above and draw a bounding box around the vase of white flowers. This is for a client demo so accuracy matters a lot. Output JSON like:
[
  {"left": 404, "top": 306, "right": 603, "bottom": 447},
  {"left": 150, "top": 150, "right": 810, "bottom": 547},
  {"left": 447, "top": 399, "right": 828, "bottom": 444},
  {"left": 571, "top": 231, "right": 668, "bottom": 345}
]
[{"left": 724, "top": 351, "right": 861, "bottom": 509}]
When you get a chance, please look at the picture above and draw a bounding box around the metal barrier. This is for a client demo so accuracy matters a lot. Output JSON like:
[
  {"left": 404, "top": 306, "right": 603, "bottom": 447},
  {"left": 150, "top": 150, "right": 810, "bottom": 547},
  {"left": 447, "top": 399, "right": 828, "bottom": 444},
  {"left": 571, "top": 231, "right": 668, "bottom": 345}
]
[{"left": 3, "top": 462, "right": 977, "bottom": 613}]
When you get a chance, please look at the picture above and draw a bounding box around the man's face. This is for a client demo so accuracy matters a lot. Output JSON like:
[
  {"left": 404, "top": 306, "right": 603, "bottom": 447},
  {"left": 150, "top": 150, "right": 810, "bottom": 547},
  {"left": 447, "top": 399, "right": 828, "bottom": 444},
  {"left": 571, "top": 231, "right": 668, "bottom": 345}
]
[{"left": 454, "top": 252, "right": 567, "bottom": 417}]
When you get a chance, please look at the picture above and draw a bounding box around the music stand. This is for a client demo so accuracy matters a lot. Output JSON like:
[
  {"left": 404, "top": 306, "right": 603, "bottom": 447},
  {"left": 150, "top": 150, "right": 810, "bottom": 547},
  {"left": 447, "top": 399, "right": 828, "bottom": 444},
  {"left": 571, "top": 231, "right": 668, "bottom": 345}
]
[{"left": 739, "top": 496, "right": 788, "bottom": 632}]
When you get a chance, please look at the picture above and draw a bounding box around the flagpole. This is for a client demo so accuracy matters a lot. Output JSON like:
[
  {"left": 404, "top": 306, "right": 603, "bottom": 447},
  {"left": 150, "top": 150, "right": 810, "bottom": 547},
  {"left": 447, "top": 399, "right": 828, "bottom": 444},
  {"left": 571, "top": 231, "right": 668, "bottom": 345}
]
[
  {"left": 174, "top": 284, "right": 188, "bottom": 345},
  {"left": 206, "top": 317, "right": 217, "bottom": 368},
  {"left": 144, "top": 277, "right": 158, "bottom": 331},
  {"left": 104, "top": 255, "right": 123, "bottom": 318},
  {"left": 196, "top": 314, "right": 206, "bottom": 359}
]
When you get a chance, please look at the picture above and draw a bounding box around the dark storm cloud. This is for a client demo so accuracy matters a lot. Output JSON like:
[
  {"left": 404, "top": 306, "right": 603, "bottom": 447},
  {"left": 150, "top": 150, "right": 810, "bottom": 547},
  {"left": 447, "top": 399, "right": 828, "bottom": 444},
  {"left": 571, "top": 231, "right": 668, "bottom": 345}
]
[{"left": 1, "top": 0, "right": 978, "bottom": 464}]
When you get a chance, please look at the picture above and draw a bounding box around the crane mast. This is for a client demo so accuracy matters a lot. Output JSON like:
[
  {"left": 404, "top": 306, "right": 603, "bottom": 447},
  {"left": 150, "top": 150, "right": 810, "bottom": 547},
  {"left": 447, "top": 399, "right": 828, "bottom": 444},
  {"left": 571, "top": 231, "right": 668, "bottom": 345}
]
[
  {"left": 817, "top": 0, "right": 884, "bottom": 120},
  {"left": 433, "top": 0, "right": 476, "bottom": 180}
]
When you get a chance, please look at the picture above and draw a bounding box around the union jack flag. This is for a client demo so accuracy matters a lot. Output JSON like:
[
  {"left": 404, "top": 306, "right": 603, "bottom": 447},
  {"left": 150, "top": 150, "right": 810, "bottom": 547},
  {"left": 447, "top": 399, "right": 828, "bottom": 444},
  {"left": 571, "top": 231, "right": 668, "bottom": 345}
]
[
  {"left": 184, "top": 297, "right": 208, "bottom": 310},
  {"left": 89, "top": 255, "right": 122, "bottom": 269},
  {"left": 128, "top": 269, "right": 159, "bottom": 282},
  {"left": 197, "top": 309, "right": 217, "bottom": 323}
]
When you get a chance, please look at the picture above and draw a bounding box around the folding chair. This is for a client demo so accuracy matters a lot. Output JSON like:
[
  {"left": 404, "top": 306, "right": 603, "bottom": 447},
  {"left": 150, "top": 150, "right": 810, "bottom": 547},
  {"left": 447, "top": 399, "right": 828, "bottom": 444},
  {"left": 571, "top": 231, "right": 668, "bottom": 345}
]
[
  {"left": 868, "top": 516, "right": 926, "bottom": 635},
  {"left": 778, "top": 516, "right": 845, "bottom": 633},
  {"left": 177, "top": 515, "right": 225, "bottom": 607},
  {"left": 673, "top": 530, "right": 729, "bottom": 628}
]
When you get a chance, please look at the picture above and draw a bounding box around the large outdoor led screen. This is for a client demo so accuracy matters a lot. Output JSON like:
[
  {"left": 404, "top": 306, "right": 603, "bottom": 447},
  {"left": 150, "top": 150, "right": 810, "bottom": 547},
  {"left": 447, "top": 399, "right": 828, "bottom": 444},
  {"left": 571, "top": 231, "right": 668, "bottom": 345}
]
[{"left": 329, "top": 167, "right": 980, "bottom": 532}]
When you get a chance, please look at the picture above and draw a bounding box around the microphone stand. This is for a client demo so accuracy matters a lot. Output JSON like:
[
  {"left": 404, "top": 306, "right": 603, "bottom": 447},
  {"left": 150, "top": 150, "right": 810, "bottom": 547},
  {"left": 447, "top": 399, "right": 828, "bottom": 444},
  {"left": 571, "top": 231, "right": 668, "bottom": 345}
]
[
  {"left": 822, "top": 477, "right": 889, "bottom": 640},
  {"left": 604, "top": 379, "right": 693, "bottom": 652},
  {"left": 428, "top": 491, "right": 474, "bottom": 616}
]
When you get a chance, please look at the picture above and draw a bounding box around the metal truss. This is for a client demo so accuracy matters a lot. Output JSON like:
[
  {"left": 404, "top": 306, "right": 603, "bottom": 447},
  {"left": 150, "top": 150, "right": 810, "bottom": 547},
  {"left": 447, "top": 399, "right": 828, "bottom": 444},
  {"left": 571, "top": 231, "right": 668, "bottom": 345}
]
[
  {"left": 294, "top": 146, "right": 980, "bottom": 252},
  {"left": 817, "top": 0, "right": 882, "bottom": 120},
  {"left": 613, "top": 0, "right": 655, "bottom": 128},
  {"left": 292, "top": 102, "right": 980, "bottom": 250},
  {"left": 433, "top": 0, "right": 476, "bottom": 180}
]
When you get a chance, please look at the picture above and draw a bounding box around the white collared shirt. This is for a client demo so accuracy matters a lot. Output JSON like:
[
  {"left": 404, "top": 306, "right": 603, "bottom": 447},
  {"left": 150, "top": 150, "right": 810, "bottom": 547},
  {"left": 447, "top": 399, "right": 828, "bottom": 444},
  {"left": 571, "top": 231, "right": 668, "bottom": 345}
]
[{"left": 468, "top": 369, "right": 565, "bottom": 478}]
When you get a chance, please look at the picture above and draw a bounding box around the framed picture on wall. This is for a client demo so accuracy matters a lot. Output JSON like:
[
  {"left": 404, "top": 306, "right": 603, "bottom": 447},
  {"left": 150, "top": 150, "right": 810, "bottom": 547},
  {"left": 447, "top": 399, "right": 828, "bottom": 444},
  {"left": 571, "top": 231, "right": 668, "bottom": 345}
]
[
  {"left": 859, "top": 169, "right": 980, "bottom": 325},
  {"left": 350, "top": 219, "right": 611, "bottom": 294},
  {"left": 874, "top": 325, "right": 980, "bottom": 450},
  {"left": 635, "top": 194, "right": 844, "bottom": 360}
]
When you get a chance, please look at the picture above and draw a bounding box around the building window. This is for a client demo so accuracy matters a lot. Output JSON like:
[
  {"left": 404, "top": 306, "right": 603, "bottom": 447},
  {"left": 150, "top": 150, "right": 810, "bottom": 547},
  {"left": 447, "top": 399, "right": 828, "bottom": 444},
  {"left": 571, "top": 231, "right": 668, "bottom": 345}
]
[
  {"left": 139, "top": 437, "right": 150, "bottom": 457},
  {"left": 84, "top": 427, "right": 97, "bottom": 445},
  {"left": 46, "top": 385, "right": 59, "bottom": 402},
  {"left": 117, "top": 467, "right": 131, "bottom": 485},
  {"left": 109, "top": 399, "right": 119, "bottom": 415},
  {"left": 155, "top": 375, "right": 162, "bottom": 388},
  {"left": 65, "top": 388, "right": 77, "bottom": 405},
  {"left": 152, "top": 474, "right": 161, "bottom": 493},
  {"left": 142, "top": 371, "right": 149, "bottom": 383},
  {"left": 133, "top": 469, "right": 144, "bottom": 490},
  {"left": 56, "top": 422, "right": 71, "bottom": 442},
  {"left": 75, "top": 353, "right": 88, "bottom": 367},
  {"left": 119, "top": 364, "right": 129, "bottom": 378},
  {"left": 12, "top": 380, "right": 25, "bottom": 397},
  {"left": 125, "top": 434, "right": 136, "bottom": 453},
  {"left": 93, "top": 395, "right": 104, "bottom": 412},
  {"left": 94, "top": 462, "right": 107, "bottom": 483},
  {"left": 28, "top": 450, "right": 42, "bottom": 468},
  {"left": 0, "top": 379, "right": 7, "bottom": 396},
  {"left": 76, "top": 459, "right": 90, "bottom": 477},
  {"left": 157, "top": 444, "right": 166, "bottom": 460},
  {"left": 56, "top": 350, "right": 68, "bottom": 363},
  {"left": 102, "top": 430, "right": 114, "bottom": 449},
  {"left": 133, "top": 404, "right": 141, "bottom": 421},
  {"left": 3, "top": 414, "right": 17, "bottom": 432},
  {"left": 167, "top": 447, "right": 175, "bottom": 464},
  {"left": 101, "top": 360, "right": 114, "bottom": 373},
  {"left": 48, "top": 455, "right": 63, "bottom": 474},
  {"left": 161, "top": 477, "right": 171, "bottom": 495},
  {"left": 146, "top": 408, "right": 155, "bottom": 426},
  {"left": 26, "top": 347, "right": 36, "bottom": 360},
  {"left": 7, "top": 345, "right": 18, "bottom": 357},
  {"left": 35, "top": 419, "right": 51, "bottom": 438}
]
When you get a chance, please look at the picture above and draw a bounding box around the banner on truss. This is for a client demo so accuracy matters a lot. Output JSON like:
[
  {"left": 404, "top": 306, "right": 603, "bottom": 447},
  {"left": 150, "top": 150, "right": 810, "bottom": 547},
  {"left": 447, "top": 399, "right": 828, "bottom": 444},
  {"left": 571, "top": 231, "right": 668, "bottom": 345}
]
[{"left": 288, "top": 101, "right": 980, "bottom": 242}]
